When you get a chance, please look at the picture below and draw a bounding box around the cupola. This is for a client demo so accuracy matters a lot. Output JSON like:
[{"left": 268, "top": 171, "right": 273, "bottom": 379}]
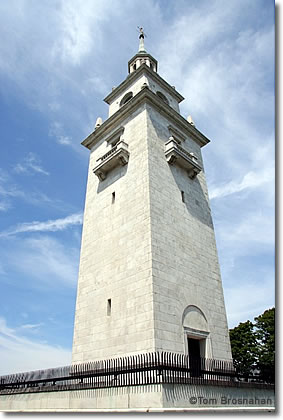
[{"left": 128, "top": 27, "right": 158, "bottom": 74}]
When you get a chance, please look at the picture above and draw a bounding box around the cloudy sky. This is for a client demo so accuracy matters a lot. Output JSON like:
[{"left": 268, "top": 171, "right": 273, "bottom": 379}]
[{"left": 0, "top": 0, "right": 275, "bottom": 375}]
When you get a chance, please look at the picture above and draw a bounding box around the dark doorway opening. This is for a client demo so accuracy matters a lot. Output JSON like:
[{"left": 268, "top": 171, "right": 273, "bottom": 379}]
[{"left": 188, "top": 337, "right": 201, "bottom": 377}]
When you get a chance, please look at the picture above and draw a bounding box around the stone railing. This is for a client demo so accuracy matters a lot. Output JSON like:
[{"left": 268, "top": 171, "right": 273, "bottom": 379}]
[
  {"left": 93, "top": 140, "right": 129, "bottom": 181},
  {"left": 165, "top": 137, "right": 202, "bottom": 179},
  {"left": 98, "top": 145, "right": 119, "bottom": 162}
]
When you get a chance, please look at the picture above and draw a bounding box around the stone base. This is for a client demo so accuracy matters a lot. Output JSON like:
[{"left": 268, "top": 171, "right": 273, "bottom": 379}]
[{"left": 0, "top": 384, "right": 275, "bottom": 412}]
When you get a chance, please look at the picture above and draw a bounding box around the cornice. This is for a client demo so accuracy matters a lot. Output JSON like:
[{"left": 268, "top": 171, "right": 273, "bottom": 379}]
[
  {"left": 82, "top": 87, "right": 210, "bottom": 150},
  {"left": 128, "top": 52, "right": 158, "bottom": 67},
  {"left": 104, "top": 64, "right": 184, "bottom": 104}
]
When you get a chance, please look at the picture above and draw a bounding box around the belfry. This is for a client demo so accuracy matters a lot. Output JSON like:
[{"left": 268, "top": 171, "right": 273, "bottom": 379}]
[{"left": 72, "top": 30, "right": 232, "bottom": 364}]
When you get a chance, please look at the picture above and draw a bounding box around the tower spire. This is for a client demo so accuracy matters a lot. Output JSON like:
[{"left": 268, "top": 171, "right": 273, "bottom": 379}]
[{"left": 128, "top": 27, "right": 158, "bottom": 74}]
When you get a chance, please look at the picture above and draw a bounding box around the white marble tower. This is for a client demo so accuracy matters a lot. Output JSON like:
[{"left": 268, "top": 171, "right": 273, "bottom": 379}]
[{"left": 72, "top": 31, "right": 232, "bottom": 364}]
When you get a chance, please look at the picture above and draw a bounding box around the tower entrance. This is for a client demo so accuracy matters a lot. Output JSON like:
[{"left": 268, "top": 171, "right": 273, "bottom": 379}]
[
  {"left": 188, "top": 337, "right": 201, "bottom": 359},
  {"left": 187, "top": 337, "right": 202, "bottom": 377}
]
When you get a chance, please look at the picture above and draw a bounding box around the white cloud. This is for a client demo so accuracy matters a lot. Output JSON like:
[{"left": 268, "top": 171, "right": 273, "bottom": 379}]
[
  {"left": 224, "top": 278, "right": 275, "bottom": 328},
  {"left": 0, "top": 317, "right": 71, "bottom": 375},
  {"left": 214, "top": 203, "right": 274, "bottom": 283},
  {"left": 1, "top": 236, "right": 79, "bottom": 288},
  {"left": 0, "top": 170, "right": 31, "bottom": 210},
  {"left": 83, "top": 76, "right": 109, "bottom": 96},
  {"left": 156, "top": 2, "right": 274, "bottom": 172},
  {"left": 48, "top": 101, "right": 61, "bottom": 112},
  {"left": 214, "top": 204, "right": 274, "bottom": 330},
  {"left": 52, "top": 0, "right": 96, "bottom": 65},
  {"left": 209, "top": 165, "right": 274, "bottom": 199},
  {"left": 49, "top": 121, "right": 72, "bottom": 146},
  {"left": 219, "top": 212, "right": 274, "bottom": 251},
  {"left": 0, "top": 261, "right": 5, "bottom": 274},
  {"left": 0, "top": 0, "right": 123, "bottom": 114},
  {"left": 20, "top": 323, "right": 43, "bottom": 331},
  {"left": 0, "top": 212, "right": 83, "bottom": 237},
  {"left": 57, "top": 135, "right": 72, "bottom": 145},
  {"left": 0, "top": 168, "right": 64, "bottom": 211},
  {"left": 14, "top": 152, "right": 49, "bottom": 176},
  {"left": 0, "top": 200, "right": 10, "bottom": 212}
]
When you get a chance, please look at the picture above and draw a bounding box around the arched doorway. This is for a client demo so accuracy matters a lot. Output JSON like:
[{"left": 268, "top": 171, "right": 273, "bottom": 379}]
[{"left": 182, "top": 305, "right": 211, "bottom": 377}]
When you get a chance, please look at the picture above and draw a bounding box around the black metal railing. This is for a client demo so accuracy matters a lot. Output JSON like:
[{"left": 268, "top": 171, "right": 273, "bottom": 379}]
[{"left": 0, "top": 352, "right": 274, "bottom": 395}]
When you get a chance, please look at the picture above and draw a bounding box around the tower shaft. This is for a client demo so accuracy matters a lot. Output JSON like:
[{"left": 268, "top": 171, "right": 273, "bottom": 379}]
[{"left": 72, "top": 42, "right": 232, "bottom": 364}]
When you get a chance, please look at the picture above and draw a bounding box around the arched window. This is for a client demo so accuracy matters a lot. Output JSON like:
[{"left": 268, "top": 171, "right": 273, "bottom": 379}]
[
  {"left": 120, "top": 92, "right": 133, "bottom": 107},
  {"left": 156, "top": 91, "right": 169, "bottom": 105}
]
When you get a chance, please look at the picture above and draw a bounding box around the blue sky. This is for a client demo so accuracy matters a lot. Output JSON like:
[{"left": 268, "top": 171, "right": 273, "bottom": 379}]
[{"left": 0, "top": 0, "right": 275, "bottom": 374}]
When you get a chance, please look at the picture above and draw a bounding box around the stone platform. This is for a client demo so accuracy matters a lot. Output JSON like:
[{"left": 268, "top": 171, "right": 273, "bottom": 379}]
[{"left": 0, "top": 383, "right": 275, "bottom": 412}]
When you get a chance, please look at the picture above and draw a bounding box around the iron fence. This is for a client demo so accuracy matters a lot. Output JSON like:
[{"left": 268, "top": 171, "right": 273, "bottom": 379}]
[{"left": 0, "top": 352, "right": 274, "bottom": 395}]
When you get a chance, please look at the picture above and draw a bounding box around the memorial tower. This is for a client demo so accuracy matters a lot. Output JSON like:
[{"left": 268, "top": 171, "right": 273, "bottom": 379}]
[
  {"left": 0, "top": 32, "right": 275, "bottom": 414},
  {"left": 72, "top": 30, "right": 232, "bottom": 364}
]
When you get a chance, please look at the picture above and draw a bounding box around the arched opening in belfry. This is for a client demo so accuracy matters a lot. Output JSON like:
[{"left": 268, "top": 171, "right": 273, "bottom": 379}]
[
  {"left": 120, "top": 91, "right": 133, "bottom": 107},
  {"left": 156, "top": 91, "right": 169, "bottom": 105}
]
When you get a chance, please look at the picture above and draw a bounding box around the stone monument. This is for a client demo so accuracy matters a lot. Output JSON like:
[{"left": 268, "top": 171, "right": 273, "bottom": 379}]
[
  {"left": 72, "top": 30, "right": 232, "bottom": 365},
  {"left": 0, "top": 32, "right": 274, "bottom": 412}
]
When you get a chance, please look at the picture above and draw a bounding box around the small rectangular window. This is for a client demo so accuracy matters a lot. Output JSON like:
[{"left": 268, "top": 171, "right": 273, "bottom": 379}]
[
  {"left": 112, "top": 192, "right": 115, "bottom": 204},
  {"left": 107, "top": 299, "right": 111, "bottom": 316},
  {"left": 181, "top": 191, "right": 185, "bottom": 203}
]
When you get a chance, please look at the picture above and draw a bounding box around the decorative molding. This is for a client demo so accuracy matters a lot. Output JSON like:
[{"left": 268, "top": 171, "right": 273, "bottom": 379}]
[
  {"left": 82, "top": 87, "right": 210, "bottom": 150},
  {"left": 105, "top": 127, "right": 125, "bottom": 146},
  {"left": 93, "top": 140, "right": 129, "bottom": 181},
  {"left": 165, "top": 137, "right": 202, "bottom": 179},
  {"left": 168, "top": 125, "right": 186, "bottom": 144},
  {"left": 184, "top": 326, "right": 210, "bottom": 339},
  {"left": 104, "top": 64, "right": 184, "bottom": 105}
]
